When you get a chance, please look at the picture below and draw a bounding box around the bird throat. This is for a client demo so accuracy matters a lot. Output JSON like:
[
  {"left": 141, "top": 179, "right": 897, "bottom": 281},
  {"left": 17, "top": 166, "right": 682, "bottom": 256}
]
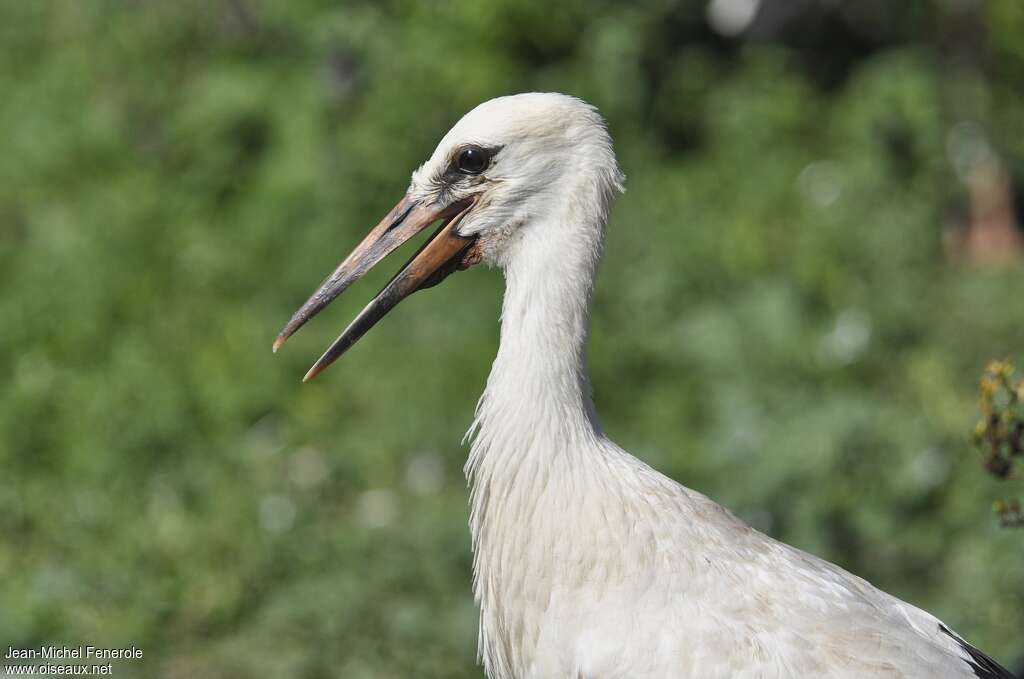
[{"left": 463, "top": 210, "right": 607, "bottom": 677}]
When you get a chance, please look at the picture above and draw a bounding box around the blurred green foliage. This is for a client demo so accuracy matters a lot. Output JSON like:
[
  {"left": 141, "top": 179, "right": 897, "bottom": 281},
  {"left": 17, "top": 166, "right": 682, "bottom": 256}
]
[{"left": 2, "top": 1, "right": 1024, "bottom": 676}]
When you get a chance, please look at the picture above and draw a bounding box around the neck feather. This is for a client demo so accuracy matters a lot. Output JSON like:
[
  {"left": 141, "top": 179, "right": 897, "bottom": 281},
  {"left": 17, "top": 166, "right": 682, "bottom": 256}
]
[
  {"left": 461, "top": 131, "right": 624, "bottom": 675},
  {"left": 465, "top": 197, "right": 605, "bottom": 477},
  {"left": 462, "top": 187, "right": 612, "bottom": 676}
]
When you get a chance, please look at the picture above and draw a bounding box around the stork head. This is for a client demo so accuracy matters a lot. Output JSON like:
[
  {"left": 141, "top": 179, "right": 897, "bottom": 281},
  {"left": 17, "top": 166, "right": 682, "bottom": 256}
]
[{"left": 273, "top": 92, "right": 623, "bottom": 381}]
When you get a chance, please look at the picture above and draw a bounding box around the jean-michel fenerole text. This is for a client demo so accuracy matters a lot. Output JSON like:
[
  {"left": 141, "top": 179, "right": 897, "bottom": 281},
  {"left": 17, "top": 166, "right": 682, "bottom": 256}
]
[{"left": 5, "top": 646, "right": 143, "bottom": 661}]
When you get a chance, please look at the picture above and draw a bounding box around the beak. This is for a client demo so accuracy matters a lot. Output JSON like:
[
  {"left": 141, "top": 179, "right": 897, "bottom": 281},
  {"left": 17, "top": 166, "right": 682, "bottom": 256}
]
[{"left": 273, "top": 195, "right": 478, "bottom": 381}]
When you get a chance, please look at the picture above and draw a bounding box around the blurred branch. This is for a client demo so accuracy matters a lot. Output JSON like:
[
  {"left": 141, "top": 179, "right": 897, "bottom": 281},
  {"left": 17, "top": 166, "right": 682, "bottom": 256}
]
[
  {"left": 961, "top": 163, "right": 1024, "bottom": 265},
  {"left": 936, "top": 0, "right": 1024, "bottom": 266}
]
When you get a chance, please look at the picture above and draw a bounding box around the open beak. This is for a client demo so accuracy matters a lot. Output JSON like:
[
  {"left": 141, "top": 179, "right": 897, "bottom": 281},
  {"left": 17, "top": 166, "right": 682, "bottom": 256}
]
[{"left": 273, "top": 195, "right": 478, "bottom": 381}]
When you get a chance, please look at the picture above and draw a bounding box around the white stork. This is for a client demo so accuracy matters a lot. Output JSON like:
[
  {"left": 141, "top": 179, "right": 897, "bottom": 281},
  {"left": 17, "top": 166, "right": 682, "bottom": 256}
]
[{"left": 274, "top": 93, "right": 1013, "bottom": 679}]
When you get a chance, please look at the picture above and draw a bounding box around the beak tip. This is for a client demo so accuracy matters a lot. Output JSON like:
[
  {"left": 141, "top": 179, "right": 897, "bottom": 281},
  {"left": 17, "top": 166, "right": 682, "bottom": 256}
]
[{"left": 280, "top": 194, "right": 474, "bottom": 383}]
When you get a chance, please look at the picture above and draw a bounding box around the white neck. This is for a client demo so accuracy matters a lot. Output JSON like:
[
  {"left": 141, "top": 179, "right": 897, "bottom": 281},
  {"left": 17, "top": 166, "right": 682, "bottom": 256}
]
[
  {"left": 464, "top": 184, "right": 614, "bottom": 676},
  {"left": 465, "top": 183, "right": 608, "bottom": 487},
  {"left": 476, "top": 222, "right": 602, "bottom": 436}
]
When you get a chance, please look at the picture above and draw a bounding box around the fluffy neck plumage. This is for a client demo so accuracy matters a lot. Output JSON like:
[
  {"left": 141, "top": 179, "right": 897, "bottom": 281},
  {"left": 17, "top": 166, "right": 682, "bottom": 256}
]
[
  {"left": 473, "top": 216, "right": 603, "bottom": 446},
  {"left": 463, "top": 167, "right": 619, "bottom": 677},
  {"left": 465, "top": 143, "right": 620, "bottom": 465},
  {"left": 465, "top": 175, "right": 608, "bottom": 497}
]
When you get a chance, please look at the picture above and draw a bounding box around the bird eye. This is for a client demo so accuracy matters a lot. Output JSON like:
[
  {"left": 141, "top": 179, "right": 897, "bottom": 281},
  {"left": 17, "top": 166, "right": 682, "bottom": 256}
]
[{"left": 455, "top": 146, "right": 490, "bottom": 175}]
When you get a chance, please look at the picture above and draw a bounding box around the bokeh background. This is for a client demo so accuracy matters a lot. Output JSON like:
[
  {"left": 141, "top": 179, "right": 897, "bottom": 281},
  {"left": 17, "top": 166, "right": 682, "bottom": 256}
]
[{"left": 3, "top": 1, "right": 1024, "bottom": 676}]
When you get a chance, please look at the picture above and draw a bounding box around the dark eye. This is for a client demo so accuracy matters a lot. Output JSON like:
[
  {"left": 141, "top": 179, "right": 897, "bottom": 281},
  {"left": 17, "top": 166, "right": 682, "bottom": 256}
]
[{"left": 455, "top": 146, "right": 490, "bottom": 175}]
